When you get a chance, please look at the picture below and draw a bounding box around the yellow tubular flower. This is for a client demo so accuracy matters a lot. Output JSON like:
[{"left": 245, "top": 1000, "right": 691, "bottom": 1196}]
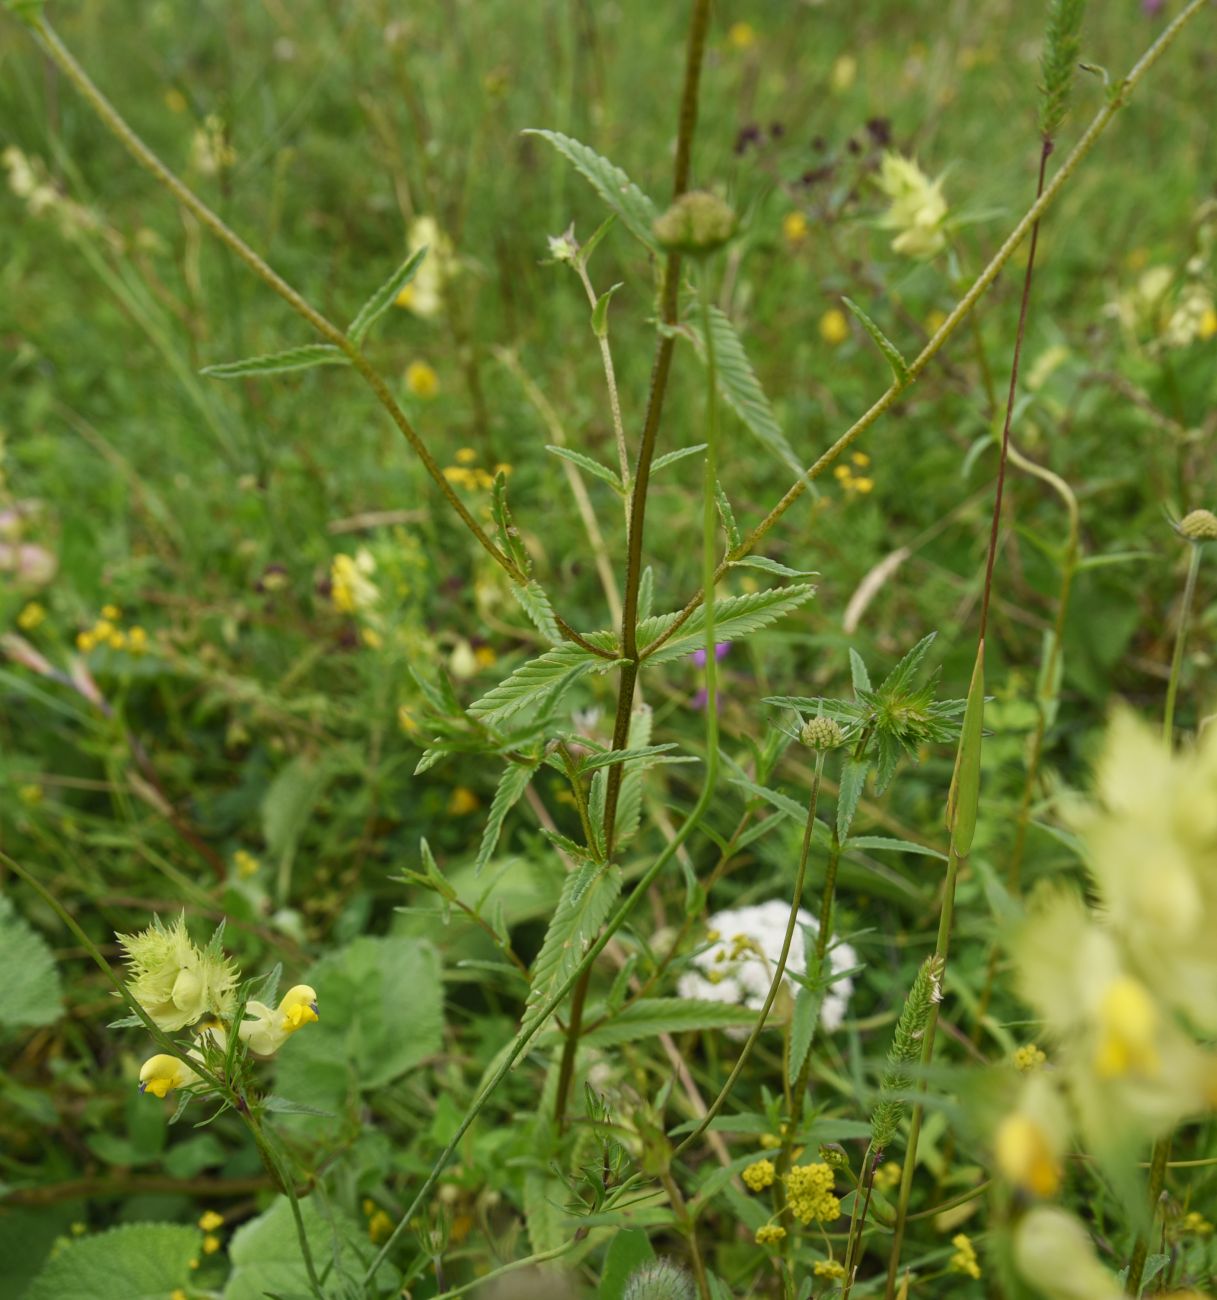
[
  {"left": 138, "top": 1053, "right": 200, "bottom": 1099},
  {"left": 239, "top": 984, "right": 319, "bottom": 1056},
  {"left": 118, "top": 914, "right": 237, "bottom": 1031},
  {"left": 1094, "top": 976, "right": 1160, "bottom": 1079}
]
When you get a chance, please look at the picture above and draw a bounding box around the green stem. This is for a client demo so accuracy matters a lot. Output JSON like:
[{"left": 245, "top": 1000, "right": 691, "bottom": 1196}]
[
  {"left": 639, "top": 0, "right": 1214, "bottom": 661},
  {"left": 1127, "top": 1136, "right": 1171, "bottom": 1294},
  {"left": 1162, "top": 541, "right": 1202, "bottom": 744}
]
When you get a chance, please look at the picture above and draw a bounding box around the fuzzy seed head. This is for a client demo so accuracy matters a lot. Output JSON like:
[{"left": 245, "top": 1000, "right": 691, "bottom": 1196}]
[
  {"left": 652, "top": 191, "right": 737, "bottom": 256},
  {"left": 801, "top": 716, "right": 845, "bottom": 751},
  {"left": 1180, "top": 508, "right": 1217, "bottom": 542}
]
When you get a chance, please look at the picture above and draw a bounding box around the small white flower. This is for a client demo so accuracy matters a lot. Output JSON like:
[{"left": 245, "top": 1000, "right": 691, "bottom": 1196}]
[{"left": 677, "top": 900, "right": 856, "bottom": 1034}]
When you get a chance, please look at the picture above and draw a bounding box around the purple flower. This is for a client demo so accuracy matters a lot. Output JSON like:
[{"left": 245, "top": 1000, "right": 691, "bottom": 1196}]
[
  {"left": 1142, "top": 0, "right": 1165, "bottom": 14},
  {"left": 690, "top": 641, "right": 731, "bottom": 668}
]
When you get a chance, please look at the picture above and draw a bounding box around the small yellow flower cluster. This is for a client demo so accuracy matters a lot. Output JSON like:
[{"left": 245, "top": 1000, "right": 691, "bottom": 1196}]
[
  {"left": 819, "top": 308, "right": 850, "bottom": 347},
  {"left": 405, "top": 360, "right": 439, "bottom": 400},
  {"left": 726, "top": 21, "right": 756, "bottom": 50},
  {"left": 1181, "top": 1211, "right": 1213, "bottom": 1236},
  {"left": 1014, "top": 1043, "right": 1047, "bottom": 1072},
  {"left": 198, "top": 1210, "right": 224, "bottom": 1256},
  {"left": 442, "top": 452, "right": 511, "bottom": 492},
  {"left": 873, "top": 1161, "right": 902, "bottom": 1193},
  {"left": 447, "top": 786, "right": 480, "bottom": 816},
  {"left": 949, "top": 1233, "right": 981, "bottom": 1279},
  {"left": 754, "top": 1224, "right": 786, "bottom": 1246},
  {"left": 783, "top": 211, "right": 809, "bottom": 246},
  {"left": 833, "top": 452, "right": 874, "bottom": 496},
  {"left": 742, "top": 1159, "right": 775, "bottom": 1192},
  {"left": 363, "top": 1199, "right": 394, "bottom": 1243},
  {"left": 394, "top": 216, "right": 456, "bottom": 319},
  {"left": 76, "top": 605, "right": 150, "bottom": 654},
  {"left": 783, "top": 1162, "right": 840, "bottom": 1224},
  {"left": 232, "top": 850, "right": 260, "bottom": 878},
  {"left": 331, "top": 550, "right": 378, "bottom": 616},
  {"left": 17, "top": 601, "right": 46, "bottom": 631},
  {"left": 813, "top": 1260, "right": 846, "bottom": 1280}
]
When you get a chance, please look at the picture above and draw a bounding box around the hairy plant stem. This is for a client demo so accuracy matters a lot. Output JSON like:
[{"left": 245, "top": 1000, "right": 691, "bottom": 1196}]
[
  {"left": 30, "top": 18, "right": 609, "bottom": 662},
  {"left": 1162, "top": 540, "right": 1202, "bottom": 744},
  {"left": 660, "top": 1169, "right": 711, "bottom": 1300},
  {"left": 673, "top": 753, "right": 823, "bottom": 1160},
  {"left": 1127, "top": 1136, "right": 1172, "bottom": 1293},
  {"left": 553, "top": 0, "right": 712, "bottom": 1130},
  {"left": 641, "top": 0, "right": 1213, "bottom": 661}
]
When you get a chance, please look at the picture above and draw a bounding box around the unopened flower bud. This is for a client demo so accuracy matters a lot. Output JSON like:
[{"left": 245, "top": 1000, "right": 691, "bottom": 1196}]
[
  {"left": 801, "top": 716, "right": 844, "bottom": 750},
  {"left": 819, "top": 1143, "right": 850, "bottom": 1170},
  {"left": 652, "top": 191, "right": 737, "bottom": 256},
  {"left": 1179, "top": 508, "right": 1217, "bottom": 542}
]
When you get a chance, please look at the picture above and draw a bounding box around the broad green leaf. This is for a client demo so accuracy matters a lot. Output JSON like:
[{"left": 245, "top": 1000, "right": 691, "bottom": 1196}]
[
  {"left": 476, "top": 761, "right": 539, "bottom": 874},
  {"left": 273, "top": 935, "right": 443, "bottom": 1113},
  {"left": 24, "top": 1223, "right": 198, "bottom": 1300},
  {"left": 841, "top": 296, "right": 910, "bottom": 387},
  {"left": 524, "top": 129, "right": 660, "bottom": 251},
  {"left": 947, "top": 642, "right": 986, "bottom": 855},
  {"left": 651, "top": 443, "right": 707, "bottom": 473},
  {"left": 347, "top": 245, "right": 428, "bottom": 343},
  {"left": 642, "top": 584, "right": 816, "bottom": 664},
  {"left": 511, "top": 578, "right": 563, "bottom": 643},
  {"left": 591, "top": 281, "right": 624, "bottom": 337},
  {"left": 688, "top": 305, "right": 807, "bottom": 482},
  {"left": 581, "top": 998, "right": 757, "bottom": 1047},
  {"left": 545, "top": 444, "right": 623, "bottom": 490},
  {"left": 201, "top": 343, "right": 349, "bottom": 379},
  {"left": 0, "top": 897, "right": 62, "bottom": 1028},
  {"left": 524, "top": 863, "right": 622, "bottom": 1031},
  {"left": 468, "top": 642, "right": 615, "bottom": 727},
  {"left": 600, "top": 1229, "right": 657, "bottom": 1300}
]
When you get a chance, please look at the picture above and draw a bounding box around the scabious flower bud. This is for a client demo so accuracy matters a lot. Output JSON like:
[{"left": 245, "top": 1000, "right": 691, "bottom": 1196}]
[
  {"left": 652, "top": 191, "right": 737, "bottom": 256},
  {"left": 238, "top": 984, "right": 320, "bottom": 1056},
  {"left": 623, "top": 1260, "right": 696, "bottom": 1300},
  {"left": 117, "top": 914, "right": 237, "bottom": 1032},
  {"left": 1179, "top": 508, "right": 1217, "bottom": 542},
  {"left": 801, "top": 716, "right": 844, "bottom": 750}
]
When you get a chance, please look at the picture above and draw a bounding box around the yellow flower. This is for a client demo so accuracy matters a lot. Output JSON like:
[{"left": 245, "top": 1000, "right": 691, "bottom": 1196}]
[
  {"left": 76, "top": 629, "right": 97, "bottom": 652},
  {"left": 1014, "top": 1208, "right": 1123, "bottom": 1300},
  {"left": 447, "top": 786, "right": 480, "bottom": 816},
  {"left": 202, "top": 1234, "right": 221, "bottom": 1255},
  {"left": 726, "top": 21, "right": 756, "bottom": 50},
  {"left": 394, "top": 216, "right": 455, "bottom": 319},
  {"left": 783, "top": 1163, "right": 840, "bottom": 1224},
  {"left": 232, "top": 850, "right": 260, "bottom": 878},
  {"left": 138, "top": 1053, "right": 200, "bottom": 1099},
  {"left": 107, "top": 628, "right": 127, "bottom": 650},
  {"left": 830, "top": 53, "right": 857, "bottom": 93},
  {"left": 456, "top": 447, "right": 478, "bottom": 465},
  {"left": 873, "top": 1161, "right": 901, "bottom": 1193},
  {"left": 875, "top": 153, "right": 948, "bottom": 259},
  {"left": 851, "top": 451, "right": 871, "bottom": 468},
  {"left": 360, "top": 627, "right": 384, "bottom": 650},
  {"left": 742, "top": 1159, "right": 776, "bottom": 1191},
  {"left": 127, "top": 626, "right": 149, "bottom": 654},
  {"left": 101, "top": 604, "right": 121, "bottom": 621},
  {"left": 852, "top": 476, "right": 874, "bottom": 494},
  {"left": 1094, "top": 975, "right": 1159, "bottom": 1078},
  {"left": 782, "top": 211, "right": 809, "bottom": 245},
  {"left": 405, "top": 360, "right": 439, "bottom": 400},
  {"left": 367, "top": 1209, "right": 394, "bottom": 1243},
  {"left": 1014, "top": 1043, "right": 1047, "bottom": 1072},
  {"left": 819, "top": 308, "right": 850, "bottom": 346},
  {"left": 994, "top": 1113, "right": 1062, "bottom": 1198},
  {"left": 17, "top": 601, "right": 46, "bottom": 630},
  {"left": 118, "top": 914, "right": 238, "bottom": 1031},
  {"left": 331, "top": 550, "right": 378, "bottom": 615},
  {"left": 1182, "top": 1211, "right": 1213, "bottom": 1235},
  {"left": 949, "top": 1233, "right": 981, "bottom": 1280},
  {"left": 755, "top": 1224, "right": 786, "bottom": 1246},
  {"left": 474, "top": 644, "right": 497, "bottom": 669},
  {"left": 1200, "top": 306, "right": 1217, "bottom": 340},
  {"left": 814, "top": 1260, "right": 845, "bottom": 1279},
  {"left": 238, "top": 984, "right": 319, "bottom": 1056},
  {"left": 397, "top": 705, "right": 420, "bottom": 736},
  {"left": 198, "top": 1210, "right": 224, "bottom": 1232},
  {"left": 18, "top": 784, "right": 43, "bottom": 806},
  {"left": 170, "top": 1290, "right": 189, "bottom": 1300}
]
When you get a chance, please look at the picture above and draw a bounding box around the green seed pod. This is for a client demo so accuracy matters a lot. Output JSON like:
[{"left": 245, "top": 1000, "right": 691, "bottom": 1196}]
[
  {"left": 801, "top": 716, "right": 845, "bottom": 751},
  {"left": 819, "top": 1142, "right": 851, "bottom": 1170},
  {"left": 623, "top": 1260, "right": 696, "bottom": 1300},
  {"left": 1179, "top": 508, "right": 1217, "bottom": 542},
  {"left": 652, "top": 191, "right": 737, "bottom": 256}
]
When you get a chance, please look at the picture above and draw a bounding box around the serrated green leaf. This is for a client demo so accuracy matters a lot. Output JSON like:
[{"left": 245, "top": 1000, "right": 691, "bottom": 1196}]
[
  {"left": 492, "top": 470, "right": 531, "bottom": 575},
  {"left": 836, "top": 757, "right": 869, "bottom": 841},
  {"left": 841, "top": 296, "right": 910, "bottom": 387},
  {"left": 524, "top": 129, "right": 659, "bottom": 251},
  {"left": 347, "top": 245, "right": 428, "bottom": 342},
  {"left": 591, "top": 281, "right": 624, "bottom": 337},
  {"left": 614, "top": 704, "right": 654, "bottom": 849},
  {"left": 849, "top": 647, "right": 872, "bottom": 694},
  {"left": 652, "top": 443, "right": 707, "bottom": 473},
  {"left": 581, "top": 998, "right": 757, "bottom": 1047},
  {"left": 511, "top": 579, "right": 563, "bottom": 643},
  {"left": 476, "top": 761, "right": 539, "bottom": 874},
  {"left": 642, "top": 585, "right": 816, "bottom": 664},
  {"left": 524, "top": 863, "right": 622, "bottom": 1032},
  {"left": 688, "top": 305, "right": 808, "bottom": 482},
  {"left": 201, "top": 343, "right": 349, "bottom": 379},
  {"left": 467, "top": 642, "right": 615, "bottom": 727},
  {"left": 0, "top": 897, "right": 62, "bottom": 1027},
  {"left": 545, "top": 444, "right": 623, "bottom": 490},
  {"left": 731, "top": 555, "right": 818, "bottom": 578},
  {"left": 637, "top": 565, "right": 655, "bottom": 623},
  {"left": 715, "top": 479, "right": 741, "bottom": 550},
  {"left": 787, "top": 975, "right": 823, "bottom": 1087},
  {"left": 24, "top": 1223, "right": 199, "bottom": 1300}
]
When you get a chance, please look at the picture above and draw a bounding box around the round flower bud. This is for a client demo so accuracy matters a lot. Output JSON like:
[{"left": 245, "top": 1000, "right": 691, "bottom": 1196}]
[
  {"left": 801, "top": 716, "right": 844, "bottom": 750},
  {"left": 652, "top": 191, "right": 737, "bottom": 256},
  {"left": 1179, "top": 508, "right": 1217, "bottom": 542}
]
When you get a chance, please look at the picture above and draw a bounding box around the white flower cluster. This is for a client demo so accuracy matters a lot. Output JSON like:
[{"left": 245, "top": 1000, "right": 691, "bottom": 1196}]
[{"left": 677, "top": 900, "right": 856, "bottom": 1032}]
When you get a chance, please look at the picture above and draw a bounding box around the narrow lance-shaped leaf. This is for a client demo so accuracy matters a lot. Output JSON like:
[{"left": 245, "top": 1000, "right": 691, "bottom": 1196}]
[
  {"left": 523, "top": 129, "right": 660, "bottom": 252},
  {"left": 651, "top": 443, "right": 707, "bottom": 473},
  {"left": 346, "top": 245, "right": 428, "bottom": 343},
  {"left": 591, "top": 281, "right": 624, "bottom": 338},
  {"left": 476, "top": 761, "right": 540, "bottom": 874},
  {"left": 545, "top": 445, "right": 623, "bottom": 491},
  {"left": 715, "top": 480, "right": 741, "bottom": 551},
  {"left": 841, "top": 296, "right": 911, "bottom": 388},
  {"left": 946, "top": 640, "right": 986, "bottom": 855},
  {"left": 201, "top": 343, "right": 350, "bottom": 379}
]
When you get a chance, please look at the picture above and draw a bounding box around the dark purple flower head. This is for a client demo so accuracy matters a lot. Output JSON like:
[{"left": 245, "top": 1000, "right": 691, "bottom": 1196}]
[{"left": 690, "top": 641, "right": 731, "bottom": 668}]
